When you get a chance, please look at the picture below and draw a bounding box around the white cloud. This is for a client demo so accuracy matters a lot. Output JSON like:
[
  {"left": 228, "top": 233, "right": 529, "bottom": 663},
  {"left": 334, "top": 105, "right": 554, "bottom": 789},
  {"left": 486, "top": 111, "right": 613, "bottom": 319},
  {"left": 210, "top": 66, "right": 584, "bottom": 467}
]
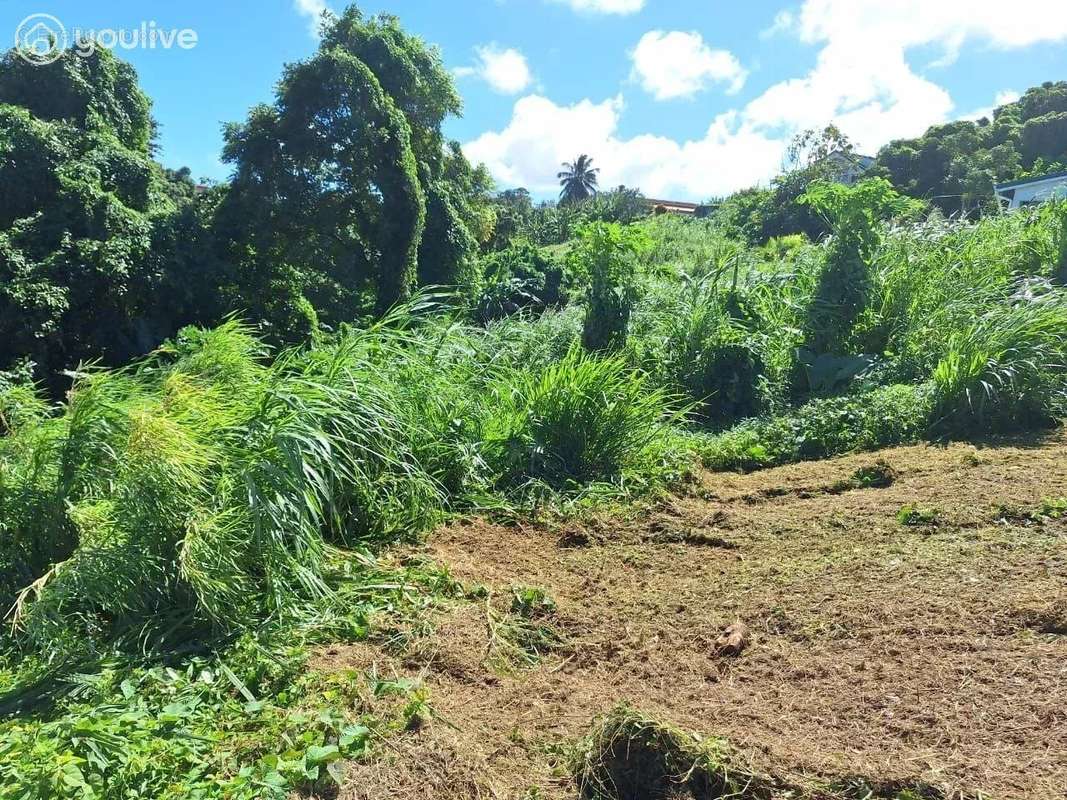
[
  {"left": 466, "top": 1, "right": 1067, "bottom": 200},
  {"left": 760, "top": 10, "right": 796, "bottom": 40},
  {"left": 464, "top": 94, "right": 782, "bottom": 199},
  {"left": 962, "top": 89, "right": 1022, "bottom": 122},
  {"left": 995, "top": 89, "right": 1022, "bottom": 106},
  {"left": 794, "top": 0, "right": 1067, "bottom": 52},
  {"left": 460, "top": 45, "right": 533, "bottom": 95},
  {"left": 545, "top": 0, "right": 646, "bottom": 15},
  {"left": 293, "top": 0, "right": 331, "bottom": 37},
  {"left": 631, "top": 31, "right": 746, "bottom": 100}
]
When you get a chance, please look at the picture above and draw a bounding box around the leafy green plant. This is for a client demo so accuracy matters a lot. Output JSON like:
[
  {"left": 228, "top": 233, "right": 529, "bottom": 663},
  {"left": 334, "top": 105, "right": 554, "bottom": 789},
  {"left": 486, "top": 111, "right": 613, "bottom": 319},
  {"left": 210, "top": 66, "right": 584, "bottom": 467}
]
[
  {"left": 569, "top": 222, "right": 649, "bottom": 353},
  {"left": 699, "top": 383, "right": 932, "bottom": 472},
  {"left": 1035, "top": 497, "right": 1066, "bottom": 520},
  {"left": 897, "top": 504, "right": 941, "bottom": 526},
  {"left": 798, "top": 178, "right": 922, "bottom": 358},
  {"left": 476, "top": 241, "right": 569, "bottom": 324}
]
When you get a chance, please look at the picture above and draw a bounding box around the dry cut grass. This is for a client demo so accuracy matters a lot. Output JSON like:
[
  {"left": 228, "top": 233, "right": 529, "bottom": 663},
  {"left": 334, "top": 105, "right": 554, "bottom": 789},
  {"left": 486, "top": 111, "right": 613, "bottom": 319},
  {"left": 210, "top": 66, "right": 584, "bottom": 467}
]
[{"left": 317, "top": 431, "right": 1067, "bottom": 799}]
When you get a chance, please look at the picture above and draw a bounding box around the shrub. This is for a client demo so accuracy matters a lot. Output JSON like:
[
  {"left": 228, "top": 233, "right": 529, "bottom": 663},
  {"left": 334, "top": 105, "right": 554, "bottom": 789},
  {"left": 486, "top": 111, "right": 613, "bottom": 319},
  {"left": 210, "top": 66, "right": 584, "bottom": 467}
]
[
  {"left": 699, "top": 383, "right": 933, "bottom": 471},
  {"left": 475, "top": 241, "right": 569, "bottom": 324},
  {"left": 655, "top": 283, "right": 764, "bottom": 427},
  {"left": 798, "top": 179, "right": 922, "bottom": 358},
  {"left": 481, "top": 347, "right": 679, "bottom": 492},
  {"left": 1051, "top": 200, "right": 1067, "bottom": 285},
  {"left": 569, "top": 223, "right": 649, "bottom": 353}
]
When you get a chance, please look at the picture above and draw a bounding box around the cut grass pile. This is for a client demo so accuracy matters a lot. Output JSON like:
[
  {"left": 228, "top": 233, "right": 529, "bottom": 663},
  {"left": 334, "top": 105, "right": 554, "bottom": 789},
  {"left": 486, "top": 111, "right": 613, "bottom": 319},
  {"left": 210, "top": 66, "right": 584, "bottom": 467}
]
[{"left": 571, "top": 706, "right": 954, "bottom": 800}]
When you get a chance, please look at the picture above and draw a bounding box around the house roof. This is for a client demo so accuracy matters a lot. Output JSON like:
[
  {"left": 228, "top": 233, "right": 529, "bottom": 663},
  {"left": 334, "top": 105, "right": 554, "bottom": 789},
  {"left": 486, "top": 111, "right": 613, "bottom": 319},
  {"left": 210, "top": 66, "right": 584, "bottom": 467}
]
[
  {"left": 822, "top": 150, "right": 875, "bottom": 169},
  {"left": 994, "top": 170, "right": 1067, "bottom": 191},
  {"left": 645, "top": 198, "right": 700, "bottom": 212}
]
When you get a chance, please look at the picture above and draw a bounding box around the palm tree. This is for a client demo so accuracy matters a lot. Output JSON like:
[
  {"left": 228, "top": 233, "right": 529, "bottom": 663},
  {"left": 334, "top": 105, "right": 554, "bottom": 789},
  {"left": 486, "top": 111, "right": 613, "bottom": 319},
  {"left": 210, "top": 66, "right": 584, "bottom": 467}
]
[{"left": 558, "top": 155, "right": 600, "bottom": 204}]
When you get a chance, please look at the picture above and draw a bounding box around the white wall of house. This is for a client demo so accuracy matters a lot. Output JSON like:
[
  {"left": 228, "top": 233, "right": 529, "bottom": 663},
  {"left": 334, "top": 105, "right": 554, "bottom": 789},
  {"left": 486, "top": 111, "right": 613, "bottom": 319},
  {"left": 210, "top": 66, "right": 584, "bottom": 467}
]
[{"left": 996, "top": 175, "right": 1067, "bottom": 210}]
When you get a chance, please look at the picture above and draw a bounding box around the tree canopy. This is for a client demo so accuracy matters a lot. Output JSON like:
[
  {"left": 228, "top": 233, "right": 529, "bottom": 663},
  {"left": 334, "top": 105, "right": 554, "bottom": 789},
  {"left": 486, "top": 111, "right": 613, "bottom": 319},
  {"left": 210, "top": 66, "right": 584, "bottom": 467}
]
[
  {"left": 873, "top": 81, "right": 1067, "bottom": 216},
  {"left": 558, "top": 155, "right": 601, "bottom": 205},
  {"left": 0, "top": 47, "right": 170, "bottom": 385}
]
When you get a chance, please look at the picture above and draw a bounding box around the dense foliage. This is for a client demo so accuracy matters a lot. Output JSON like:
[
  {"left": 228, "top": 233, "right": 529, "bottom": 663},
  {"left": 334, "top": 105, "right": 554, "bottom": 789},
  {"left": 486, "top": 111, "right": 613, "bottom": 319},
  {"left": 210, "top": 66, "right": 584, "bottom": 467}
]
[
  {"left": 0, "top": 8, "right": 497, "bottom": 385},
  {"left": 873, "top": 81, "right": 1067, "bottom": 216},
  {"left": 0, "top": 9, "right": 1065, "bottom": 797}
]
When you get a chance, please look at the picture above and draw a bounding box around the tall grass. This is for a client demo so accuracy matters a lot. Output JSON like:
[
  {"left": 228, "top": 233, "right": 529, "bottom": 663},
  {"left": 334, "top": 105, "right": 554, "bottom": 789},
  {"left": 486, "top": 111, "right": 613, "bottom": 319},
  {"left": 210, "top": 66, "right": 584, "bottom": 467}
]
[
  {"left": 930, "top": 290, "right": 1067, "bottom": 433},
  {"left": 481, "top": 346, "right": 683, "bottom": 494},
  {"left": 0, "top": 298, "right": 693, "bottom": 658},
  {"left": 0, "top": 316, "right": 449, "bottom": 655}
]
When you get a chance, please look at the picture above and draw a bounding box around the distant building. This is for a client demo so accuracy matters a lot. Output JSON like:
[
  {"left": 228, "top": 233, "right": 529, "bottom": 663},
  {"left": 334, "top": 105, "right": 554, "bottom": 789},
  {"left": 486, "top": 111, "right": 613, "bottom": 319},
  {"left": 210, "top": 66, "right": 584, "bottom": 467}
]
[
  {"left": 815, "top": 150, "right": 876, "bottom": 186},
  {"left": 994, "top": 171, "right": 1067, "bottom": 210},
  {"left": 645, "top": 198, "right": 714, "bottom": 218}
]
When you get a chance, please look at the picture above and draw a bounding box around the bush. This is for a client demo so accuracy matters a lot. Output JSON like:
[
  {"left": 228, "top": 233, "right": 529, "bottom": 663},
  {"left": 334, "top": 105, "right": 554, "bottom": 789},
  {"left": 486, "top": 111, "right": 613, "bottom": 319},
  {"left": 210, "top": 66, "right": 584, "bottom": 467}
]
[
  {"left": 481, "top": 347, "right": 679, "bottom": 492},
  {"left": 475, "top": 241, "right": 569, "bottom": 324},
  {"left": 798, "top": 179, "right": 922, "bottom": 358},
  {"left": 699, "top": 383, "right": 933, "bottom": 471},
  {"left": 639, "top": 279, "right": 765, "bottom": 427},
  {"left": 569, "top": 223, "right": 648, "bottom": 353}
]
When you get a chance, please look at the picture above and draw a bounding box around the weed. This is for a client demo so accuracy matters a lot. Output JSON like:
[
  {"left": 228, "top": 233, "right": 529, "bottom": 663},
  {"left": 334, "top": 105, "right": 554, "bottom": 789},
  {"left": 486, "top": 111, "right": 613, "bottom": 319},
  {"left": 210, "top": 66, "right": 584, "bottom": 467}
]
[
  {"left": 850, "top": 460, "right": 897, "bottom": 488},
  {"left": 1034, "top": 497, "right": 1066, "bottom": 520},
  {"left": 485, "top": 587, "right": 566, "bottom": 672},
  {"left": 897, "top": 504, "right": 941, "bottom": 527}
]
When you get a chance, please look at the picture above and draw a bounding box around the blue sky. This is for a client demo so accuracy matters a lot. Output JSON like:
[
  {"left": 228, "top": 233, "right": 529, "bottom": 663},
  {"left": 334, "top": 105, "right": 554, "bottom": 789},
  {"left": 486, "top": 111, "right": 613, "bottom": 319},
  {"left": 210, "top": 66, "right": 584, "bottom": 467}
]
[{"left": 4, "top": 1, "right": 1067, "bottom": 200}]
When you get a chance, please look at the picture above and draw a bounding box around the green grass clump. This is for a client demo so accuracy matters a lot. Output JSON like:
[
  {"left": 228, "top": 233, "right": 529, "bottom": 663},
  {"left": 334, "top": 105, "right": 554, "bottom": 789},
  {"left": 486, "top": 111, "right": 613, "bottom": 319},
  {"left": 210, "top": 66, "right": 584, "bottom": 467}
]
[
  {"left": 1035, "top": 497, "right": 1066, "bottom": 520},
  {"left": 571, "top": 706, "right": 767, "bottom": 800},
  {"left": 897, "top": 504, "right": 941, "bottom": 526},
  {"left": 929, "top": 293, "right": 1067, "bottom": 434},
  {"left": 482, "top": 347, "right": 683, "bottom": 494},
  {"left": 0, "top": 316, "right": 446, "bottom": 656}
]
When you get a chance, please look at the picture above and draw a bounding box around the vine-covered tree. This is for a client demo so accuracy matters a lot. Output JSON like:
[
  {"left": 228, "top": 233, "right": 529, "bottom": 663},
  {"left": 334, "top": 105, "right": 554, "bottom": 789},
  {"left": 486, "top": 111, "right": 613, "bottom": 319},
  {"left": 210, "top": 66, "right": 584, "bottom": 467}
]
[
  {"left": 221, "top": 45, "right": 425, "bottom": 322},
  {"left": 221, "top": 6, "right": 492, "bottom": 323},
  {"left": 0, "top": 46, "right": 172, "bottom": 384}
]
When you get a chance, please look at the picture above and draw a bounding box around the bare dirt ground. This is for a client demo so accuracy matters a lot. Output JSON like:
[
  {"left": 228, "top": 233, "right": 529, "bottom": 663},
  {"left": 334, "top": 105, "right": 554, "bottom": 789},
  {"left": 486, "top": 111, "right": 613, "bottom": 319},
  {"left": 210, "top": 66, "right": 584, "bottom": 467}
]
[{"left": 318, "top": 433, "right": 1067, "bottom": 799}]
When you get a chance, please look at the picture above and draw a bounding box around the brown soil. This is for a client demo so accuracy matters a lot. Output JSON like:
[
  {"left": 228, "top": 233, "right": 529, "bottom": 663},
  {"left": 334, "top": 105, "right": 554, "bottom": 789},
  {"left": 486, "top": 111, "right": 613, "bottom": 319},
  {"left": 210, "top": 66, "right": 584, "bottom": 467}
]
[{"left": 324, "top": 433, "right": 1067, "bottom": 799}]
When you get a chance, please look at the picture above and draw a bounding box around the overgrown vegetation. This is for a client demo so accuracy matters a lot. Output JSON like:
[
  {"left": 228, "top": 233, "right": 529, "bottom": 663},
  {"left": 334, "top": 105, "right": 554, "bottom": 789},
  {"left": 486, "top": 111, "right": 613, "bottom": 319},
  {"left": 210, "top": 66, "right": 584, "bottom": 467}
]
[{"left": 1, "top": 6, "right": 1065, "bottom": 797}]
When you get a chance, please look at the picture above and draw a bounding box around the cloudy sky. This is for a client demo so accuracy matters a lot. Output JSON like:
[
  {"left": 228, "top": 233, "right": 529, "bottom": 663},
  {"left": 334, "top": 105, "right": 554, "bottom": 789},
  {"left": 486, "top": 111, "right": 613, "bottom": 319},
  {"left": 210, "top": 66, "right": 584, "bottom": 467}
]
[{"left": 6, "top": 0, "right": 1066, "bottom": 200}]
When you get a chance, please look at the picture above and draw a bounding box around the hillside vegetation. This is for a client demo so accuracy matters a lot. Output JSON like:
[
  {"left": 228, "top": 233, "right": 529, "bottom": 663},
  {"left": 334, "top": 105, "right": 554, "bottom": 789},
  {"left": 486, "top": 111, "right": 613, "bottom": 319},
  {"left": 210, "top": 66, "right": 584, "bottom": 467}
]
[{"left": 0, "top": 5, "right": 1065, "bottom": 799}]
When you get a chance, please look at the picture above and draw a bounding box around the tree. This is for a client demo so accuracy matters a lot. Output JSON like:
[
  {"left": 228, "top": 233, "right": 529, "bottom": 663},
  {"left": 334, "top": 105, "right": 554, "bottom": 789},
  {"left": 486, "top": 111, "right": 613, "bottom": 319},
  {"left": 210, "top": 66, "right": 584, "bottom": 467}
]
[
  {"left": 872, "top": 82, "right": 1067, "bottom": 216},
  {"left": 785, "top": 123, "right": 854, "bottom": 171},
  {"left": 221, "top": 22, "right": 428, "bottom": 323},
  {"left": 0, "top": 46, "right": 172, "bottom": 386},
  {"left": 221, "top": 7, "right": 493, "bottom": 322},
  {"left": 324, "top": 8, "right": 491, "bottom": 294},
  {"left": 558, "top": 155, "right": 600, "bottom": 205}
]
